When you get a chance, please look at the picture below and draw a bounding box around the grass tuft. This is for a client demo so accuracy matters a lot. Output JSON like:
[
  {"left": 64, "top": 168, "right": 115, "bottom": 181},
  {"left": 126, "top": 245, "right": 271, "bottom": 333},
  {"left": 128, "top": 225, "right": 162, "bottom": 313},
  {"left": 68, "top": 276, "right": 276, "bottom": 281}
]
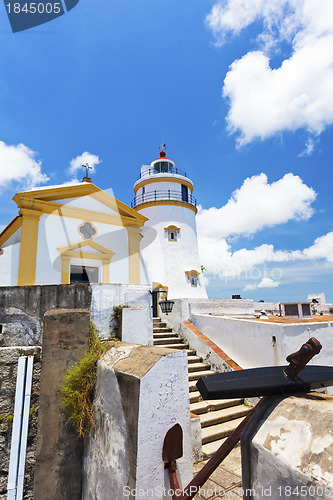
[{"left": 59, "top": 321, "right": 109, "bottom": 439}]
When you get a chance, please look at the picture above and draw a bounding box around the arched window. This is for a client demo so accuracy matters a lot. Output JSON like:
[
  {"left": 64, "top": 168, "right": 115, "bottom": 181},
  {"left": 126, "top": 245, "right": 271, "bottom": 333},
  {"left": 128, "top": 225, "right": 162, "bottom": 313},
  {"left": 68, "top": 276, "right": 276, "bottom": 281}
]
[
  {"left": 164, "top": 225, "right": 180, "bottom": 242},
  {"left": 185, "top": 270, "right": 200, "bottom": 287}
]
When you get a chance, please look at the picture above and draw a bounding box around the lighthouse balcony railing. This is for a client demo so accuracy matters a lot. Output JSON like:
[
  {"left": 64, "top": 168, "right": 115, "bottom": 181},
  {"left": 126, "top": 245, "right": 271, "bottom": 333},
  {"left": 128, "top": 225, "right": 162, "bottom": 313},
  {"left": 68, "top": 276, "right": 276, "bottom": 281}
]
[
  {"left": 139, "top": 167, "right": 187, "bottom": 179},
  {"left": 131, "top": 190, "right": 197, "bottom": 208}
]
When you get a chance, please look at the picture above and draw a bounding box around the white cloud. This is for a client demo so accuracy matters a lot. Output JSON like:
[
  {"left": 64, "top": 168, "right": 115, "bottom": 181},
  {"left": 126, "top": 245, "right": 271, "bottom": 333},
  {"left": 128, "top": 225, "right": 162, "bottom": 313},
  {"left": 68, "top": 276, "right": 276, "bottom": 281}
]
[
  {"left": 299, "top": 137, "right": 316, "bottom": 157},
  {"left": 69, "top": 152, "right": 101, "bottom": 177},
  {"left": 303, "top": 232, "right": 333, "bottom": 263},
  {"left": 197, "top": 172, "right": 316, "bottom": 239},
  {"left": 206, "top": 0, "right": 333, "bottom": 146},
  {"left": 0, "top": 141, "right": 49, "bottom": 189},
  {"left": 244, "top": 277, "right": 281, "bottom": 290},
  {"left": 198, "top": 235, "right": 301, "bottom": 280},
  {"left": 196, "top": 173, "right": 333, "bottom": 285}
]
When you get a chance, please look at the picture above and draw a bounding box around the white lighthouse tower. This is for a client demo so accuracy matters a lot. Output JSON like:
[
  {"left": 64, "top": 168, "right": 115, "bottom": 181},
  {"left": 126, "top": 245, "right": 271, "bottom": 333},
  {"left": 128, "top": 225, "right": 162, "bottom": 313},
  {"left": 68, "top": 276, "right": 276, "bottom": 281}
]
[{"left": 132, "top": 147, "right": 207, "bottom": 307}]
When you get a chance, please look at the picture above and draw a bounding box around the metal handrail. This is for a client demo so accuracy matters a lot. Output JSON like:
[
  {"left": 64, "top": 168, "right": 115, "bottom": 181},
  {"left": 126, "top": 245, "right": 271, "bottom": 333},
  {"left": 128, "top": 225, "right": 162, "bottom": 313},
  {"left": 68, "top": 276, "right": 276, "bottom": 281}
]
[
  {"left": 131, "top": 189, "right": 197, "bottom": 208},
  {"left": 139, "top": 167, "right": 187, "bottom": 179}
]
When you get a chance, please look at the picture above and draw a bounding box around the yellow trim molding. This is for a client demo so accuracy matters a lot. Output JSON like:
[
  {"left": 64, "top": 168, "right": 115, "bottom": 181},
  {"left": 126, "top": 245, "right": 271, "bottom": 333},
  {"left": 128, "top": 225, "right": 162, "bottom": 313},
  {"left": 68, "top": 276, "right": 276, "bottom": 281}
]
[
  {"left": 134, "top": 199, "right": 197, "bottom": 215},
  {"left": 61, "top": 256, "right": 71, "bottom": 285},
  {"left": 14, "top": 196, "right": 148, "bottom": 227},
  {"left": 134, "top": 176, "right": 193, "bottom": 195},
  {"left": 127, "top": 226, "right": 142, "bottom": 285},
  {"left": 14, "top": 182, "right": 147, "bottom": 222},
  {"left": 102, "top": 259, "right": 110, "bottom": 283},
  {"left": 185, "top": 270, "right": 201, "bottom": 278},
  {"left": 58, "top": 240, "right": 115, "bottom": 284},
  {"left": 164, "top": 225, "right": 180, "bottom": 233},
  {"left": 17, "top": 209, "right": 42, "bottom": 286},
  {"left": 0, "top": 216, "right": 22, "bottom": 247}
]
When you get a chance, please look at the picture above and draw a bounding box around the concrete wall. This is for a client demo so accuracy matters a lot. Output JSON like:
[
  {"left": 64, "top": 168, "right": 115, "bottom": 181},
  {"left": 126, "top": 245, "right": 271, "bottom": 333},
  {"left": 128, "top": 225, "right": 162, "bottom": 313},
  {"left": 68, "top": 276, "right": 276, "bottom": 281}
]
[
  {"left": 0, "top": 346, "right": 41, "bottom": 500},
  {"left": 242, "top": 393, "right": 333, "bottom": 499},
  {"left": 83, "top": 343, "right": 193, "bottom": 500},
  {"left": 189, "top": 299, "right": 255, "bottom": 316},
  {"left": 191, "top": 314, "right": 333, "bottom": 373},
  {"left": 253, "top": 302, "right": 280, "bottom": 315},
  {"left": 191, "top": 314, "right": 285, "bottom": 368}
]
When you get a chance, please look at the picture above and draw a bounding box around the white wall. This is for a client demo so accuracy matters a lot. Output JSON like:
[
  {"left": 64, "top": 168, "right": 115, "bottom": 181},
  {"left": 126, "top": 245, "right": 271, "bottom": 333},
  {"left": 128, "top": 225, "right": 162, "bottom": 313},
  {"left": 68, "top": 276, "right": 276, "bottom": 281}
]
[
  {"left": 83, "top": 344, "right": 193, "bottom": 500},
  {"left": 191, "top": 314, "right": 333, "bottom": 380},
  {"left": 139, "top": 205, "right": 207, "bottom": 299},
  {"left": 35, "top": 213, "right": 130, "bottom": 285},
  {"left": 53, "top": 195, "right": 120, "bottom": 215},
  {"left": 90, "top": 283, "right": 152, "bottom": 340},
  {"left": 0, "top": 242, "right": 20, "bottom": 286},
  {"left": 137, "top": 180, "right": 188, "bottom": 197}
]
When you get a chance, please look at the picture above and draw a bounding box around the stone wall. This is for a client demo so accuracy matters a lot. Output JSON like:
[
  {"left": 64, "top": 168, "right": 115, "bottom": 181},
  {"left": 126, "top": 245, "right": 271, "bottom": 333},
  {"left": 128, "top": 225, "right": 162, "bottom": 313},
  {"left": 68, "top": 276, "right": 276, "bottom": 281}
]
[
  {"left": 33, "top": 309, "right": 90, "bottom": 500},
  {"left": 0, "top": 283, "right": 152, "bottom": 346},
  {"left": 0, "top": 284, "right": 91, "bottom": 347},
  {"left": 0, "top": 346, "right": 41, "bottom": 500},
  {"left": 242, "top": 393, "right": 333, "bottom": 499}
]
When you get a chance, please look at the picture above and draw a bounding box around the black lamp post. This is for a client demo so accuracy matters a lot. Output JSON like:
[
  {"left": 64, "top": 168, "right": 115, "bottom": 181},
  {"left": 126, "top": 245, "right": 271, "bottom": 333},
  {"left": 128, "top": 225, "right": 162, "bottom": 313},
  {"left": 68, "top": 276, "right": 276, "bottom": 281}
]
[{"left": 159, "top": 298, "right": 174, "bottom": 315}]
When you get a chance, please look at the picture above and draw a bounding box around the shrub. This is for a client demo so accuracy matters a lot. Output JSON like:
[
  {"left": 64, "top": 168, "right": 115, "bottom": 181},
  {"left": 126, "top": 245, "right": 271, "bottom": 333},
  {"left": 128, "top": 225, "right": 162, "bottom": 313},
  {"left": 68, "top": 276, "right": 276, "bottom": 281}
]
[{"left": 59, "top": 321, "right": 109, "bottom": 438}]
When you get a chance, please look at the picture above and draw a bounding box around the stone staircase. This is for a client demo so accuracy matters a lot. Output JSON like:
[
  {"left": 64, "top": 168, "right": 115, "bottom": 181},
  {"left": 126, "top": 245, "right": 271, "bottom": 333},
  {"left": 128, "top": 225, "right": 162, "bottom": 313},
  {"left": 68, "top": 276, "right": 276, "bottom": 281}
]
[{"left": 153, "top": 318, "right": 252, "bottom": 458}]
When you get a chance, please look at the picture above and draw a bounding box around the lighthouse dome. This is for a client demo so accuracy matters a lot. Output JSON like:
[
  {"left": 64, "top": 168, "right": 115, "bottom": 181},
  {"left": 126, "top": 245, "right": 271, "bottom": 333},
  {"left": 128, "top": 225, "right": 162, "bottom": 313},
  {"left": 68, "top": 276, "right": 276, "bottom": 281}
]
[{"left": 133, "top": 149, "right": 195, "bottom": 212}]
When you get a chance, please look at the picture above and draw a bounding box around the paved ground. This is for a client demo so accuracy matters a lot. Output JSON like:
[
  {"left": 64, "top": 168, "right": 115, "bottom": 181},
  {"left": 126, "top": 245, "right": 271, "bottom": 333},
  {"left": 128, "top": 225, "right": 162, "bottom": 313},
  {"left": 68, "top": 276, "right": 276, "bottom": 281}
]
[
  {"left": 193, "top": 446, "right": 242, "bottom": 499},
  {"left": 247, "top": 314, "right": 333, "bottom": 323}
]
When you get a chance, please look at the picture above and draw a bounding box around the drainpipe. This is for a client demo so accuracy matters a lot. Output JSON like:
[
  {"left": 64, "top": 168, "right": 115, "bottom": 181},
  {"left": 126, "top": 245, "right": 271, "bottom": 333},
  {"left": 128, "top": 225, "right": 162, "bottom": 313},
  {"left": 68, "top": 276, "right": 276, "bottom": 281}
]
[{"left": 7, "top": 356, "right": 34, "bottom": 500}]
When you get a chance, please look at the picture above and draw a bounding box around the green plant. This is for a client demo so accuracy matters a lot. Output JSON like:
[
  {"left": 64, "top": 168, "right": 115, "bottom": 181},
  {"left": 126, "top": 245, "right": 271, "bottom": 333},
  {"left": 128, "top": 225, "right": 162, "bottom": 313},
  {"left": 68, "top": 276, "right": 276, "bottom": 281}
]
[
  {"left": 6, "top": 414, "right": 13, "bottom": 423},
  {"left": 200, "top": 265, "right": 206, "bottom": 273},
  {"left": 0, "top": 414, "right": 3, "bottom": 423},
  {"left": 59, "top": 321, "right": 109, "bottom": 439},
  {"left": 29, "top": 407, "right": 36, "bottom": 416},
  {"left": 329, "top": 307, "right": 333, "bottom": 314},
  {"left": 109, "top": 304, "right": 130, "bottom": 337},
  {"left": 244, "top": 400, "right": 253, "bottom": 407}
]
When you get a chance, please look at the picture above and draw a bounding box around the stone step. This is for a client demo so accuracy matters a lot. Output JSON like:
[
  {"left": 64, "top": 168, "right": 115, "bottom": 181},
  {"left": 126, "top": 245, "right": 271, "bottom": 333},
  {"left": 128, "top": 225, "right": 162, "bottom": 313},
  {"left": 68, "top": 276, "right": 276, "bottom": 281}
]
[
  {"left": 156, "top": 343, "right": 190, "bottom": 350},
  {"left": 201, "top": 438, "right": 241, "bottom": 459},
  {"left": 187, "top": 355, "right": 202, "bottom": 364},
  {"left": 188, "top": 363, "right": 211, "bottom": 373},
  {"left": 189, "top": 391, "right": 202, "bottom": 404},
  {"left": 153, "top": 318, "right": 161, "bottom": 323},
  {"left": 202, "top": 416, "right": 246, "bottom": 444},
  {"left": 153, "top": 327, "right": 173, "bottom": 333},
  {"left": 188, "top": 370, "right": 216, "bottom": 381},
  {"left": 185, "top": 349, "right": 196, "bottom": 356},
  {"left": 153, "top": 337, "right": 184, "bottom": 346},
  {"left": 190, "top": 398, "right": 245, "bottom": 415},
  {"left": 153, "top": 332, "right": 178, "bottom": 339},
  {"left": 199, "top": 405, "right": 251, "bottom": 428},
  {"left": 189, "top": 380, "right": 199, "bottom": 392}
]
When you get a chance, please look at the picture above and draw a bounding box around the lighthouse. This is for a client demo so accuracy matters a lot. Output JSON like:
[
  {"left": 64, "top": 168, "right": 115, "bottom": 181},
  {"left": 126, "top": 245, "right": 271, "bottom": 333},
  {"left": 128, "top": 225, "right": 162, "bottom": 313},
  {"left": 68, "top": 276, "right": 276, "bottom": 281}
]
[{"left": 131, "top": 147, "right": 207, "bottom": 307}]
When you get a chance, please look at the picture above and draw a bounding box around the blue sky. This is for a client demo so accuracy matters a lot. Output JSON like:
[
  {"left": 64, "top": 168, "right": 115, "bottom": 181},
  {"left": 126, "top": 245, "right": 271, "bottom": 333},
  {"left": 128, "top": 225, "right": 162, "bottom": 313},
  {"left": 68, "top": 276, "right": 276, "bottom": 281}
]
[{"left": 0, "top": 0, "right": 333, "bottom": 302}]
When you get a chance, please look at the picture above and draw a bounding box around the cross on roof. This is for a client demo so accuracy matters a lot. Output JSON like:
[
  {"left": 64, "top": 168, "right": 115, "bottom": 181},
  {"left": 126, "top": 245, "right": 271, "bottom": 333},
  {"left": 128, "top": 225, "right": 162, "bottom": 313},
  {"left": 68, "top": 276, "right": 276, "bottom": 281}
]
[{"left": 82, "top": 163, "right": 92, "bottom": 178}]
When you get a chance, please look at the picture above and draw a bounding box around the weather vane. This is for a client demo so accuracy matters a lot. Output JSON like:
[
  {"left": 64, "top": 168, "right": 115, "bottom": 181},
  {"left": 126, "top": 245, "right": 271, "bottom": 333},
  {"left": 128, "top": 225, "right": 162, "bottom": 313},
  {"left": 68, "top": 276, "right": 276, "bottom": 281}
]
[
  {"left": 82, "top": 163, "right": 92, "bottom": 177},
  {"left": 159, "top": 143, "right": 166, "bottom": 151}
]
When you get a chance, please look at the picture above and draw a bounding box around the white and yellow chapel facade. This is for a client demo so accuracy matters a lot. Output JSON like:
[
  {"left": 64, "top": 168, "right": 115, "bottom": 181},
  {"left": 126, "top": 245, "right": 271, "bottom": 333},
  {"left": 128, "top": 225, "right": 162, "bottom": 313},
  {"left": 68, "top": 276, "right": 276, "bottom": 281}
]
[
  {"left": 0, "top": 179, "right": 147, "bottom": 287},
  {"left": 0, "top": 149, "right": 207, "bottom": 299}
]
